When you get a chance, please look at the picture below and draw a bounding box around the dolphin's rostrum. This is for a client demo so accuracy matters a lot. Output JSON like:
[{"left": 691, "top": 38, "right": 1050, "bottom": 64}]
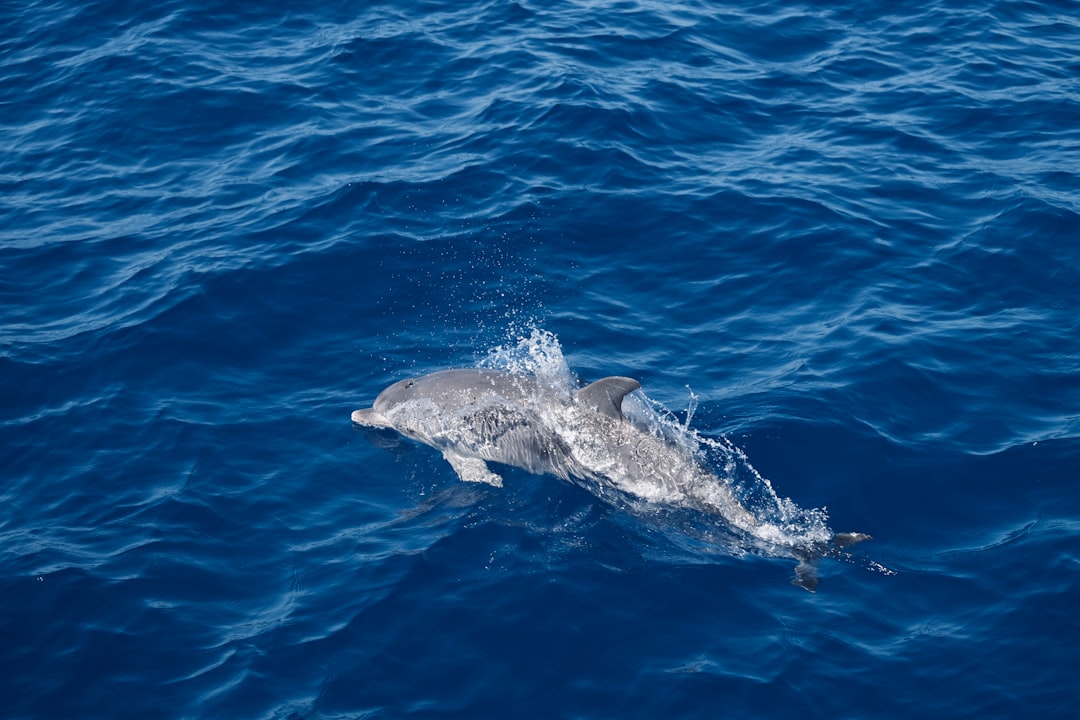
[{"left": 352, "top": 368, "right": 870, "bottom": 589}]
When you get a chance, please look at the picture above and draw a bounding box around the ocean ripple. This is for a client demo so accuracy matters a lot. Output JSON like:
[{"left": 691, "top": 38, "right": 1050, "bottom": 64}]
[{"left": 3, "top": 0, "right": 1079, "bottom": 717}]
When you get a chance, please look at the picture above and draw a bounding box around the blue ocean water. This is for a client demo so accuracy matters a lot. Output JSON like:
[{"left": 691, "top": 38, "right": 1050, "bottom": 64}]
[{"left": 2, "top": 0, "right": 1079, "bottom": 717}]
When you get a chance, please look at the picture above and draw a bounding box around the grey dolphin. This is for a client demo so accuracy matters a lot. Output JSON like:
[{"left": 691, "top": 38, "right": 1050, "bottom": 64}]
[{"left": 352, "top": 368, "right": 869, "bottom": 589}]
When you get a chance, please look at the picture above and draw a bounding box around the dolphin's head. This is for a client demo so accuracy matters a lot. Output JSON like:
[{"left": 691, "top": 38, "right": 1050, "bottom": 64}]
[
  {"left": 351, "top": 376, "right": 421, "bottom": 428},
  {"left": 352, "top": 369, "right": 543, "bottom": 433},
  {"left": 373, "top": 377, "right": 423, "bottom": 414}
]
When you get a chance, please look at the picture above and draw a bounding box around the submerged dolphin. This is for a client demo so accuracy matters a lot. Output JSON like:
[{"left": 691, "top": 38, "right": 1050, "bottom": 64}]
[{"left": 352, "top": 368, "right": 869, "bottom": 589}]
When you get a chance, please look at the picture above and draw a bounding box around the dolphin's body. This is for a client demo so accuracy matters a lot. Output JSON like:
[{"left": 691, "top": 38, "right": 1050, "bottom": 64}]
[{"left": 352, "top": 368, "right": 869, "bottom": 589}]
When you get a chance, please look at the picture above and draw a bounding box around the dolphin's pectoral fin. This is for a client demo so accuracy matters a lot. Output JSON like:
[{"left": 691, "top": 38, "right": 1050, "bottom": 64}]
[
  {"left": 578, "top": 377, "right": 641, "bottom": 420},
  {"left": 443, "top": 451, "right": 503, "bottom": 488}
]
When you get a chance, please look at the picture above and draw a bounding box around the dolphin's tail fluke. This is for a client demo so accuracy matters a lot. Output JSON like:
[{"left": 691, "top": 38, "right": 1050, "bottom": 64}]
[
  {"left": 791, "top": 532, "right": 873, "bottom": 592},
  {"left": 832, "top": 532, "right": 872, "bottom": 548}
]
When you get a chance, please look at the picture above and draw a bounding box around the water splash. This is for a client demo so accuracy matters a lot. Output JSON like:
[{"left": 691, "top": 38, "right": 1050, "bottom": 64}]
[
  {"left": 479, "top": 326, "right": 574, "bottom": 390},
  {"left": 683, "top": 385, "right": 699, "bottom": 430}
]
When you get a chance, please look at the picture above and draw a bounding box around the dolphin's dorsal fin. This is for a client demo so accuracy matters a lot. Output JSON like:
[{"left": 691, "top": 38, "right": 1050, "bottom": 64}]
[{"left": 577, "top": 376, "right": 641, "bottom": 420}]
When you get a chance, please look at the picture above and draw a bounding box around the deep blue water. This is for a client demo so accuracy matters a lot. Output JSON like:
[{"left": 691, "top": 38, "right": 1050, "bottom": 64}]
[{"left": 3, "top": 0, "right": 1079, "bottom": 717}]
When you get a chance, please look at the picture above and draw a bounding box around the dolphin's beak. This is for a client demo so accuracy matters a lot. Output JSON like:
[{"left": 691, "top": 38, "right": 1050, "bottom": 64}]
[{"left": 351, "top": 408, "right": 391, "bottom": 428}]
